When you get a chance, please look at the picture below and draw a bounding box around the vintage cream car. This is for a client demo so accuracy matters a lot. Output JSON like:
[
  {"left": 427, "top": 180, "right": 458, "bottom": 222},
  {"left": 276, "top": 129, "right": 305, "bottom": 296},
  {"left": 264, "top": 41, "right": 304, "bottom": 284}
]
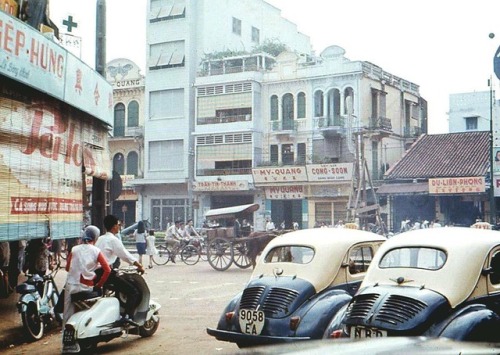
[
  {"left": 206, "top": 228, "right": 386, "bottom": 347},
  {"left": 325, "top": 227, "right": 500, "bottom": 342}
]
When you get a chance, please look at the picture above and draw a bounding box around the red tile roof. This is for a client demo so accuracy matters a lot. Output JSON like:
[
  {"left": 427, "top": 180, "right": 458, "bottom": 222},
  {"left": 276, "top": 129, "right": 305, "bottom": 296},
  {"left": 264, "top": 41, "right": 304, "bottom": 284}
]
[{"left": 384, "top": 131, "right": 490, "bottom": 180}]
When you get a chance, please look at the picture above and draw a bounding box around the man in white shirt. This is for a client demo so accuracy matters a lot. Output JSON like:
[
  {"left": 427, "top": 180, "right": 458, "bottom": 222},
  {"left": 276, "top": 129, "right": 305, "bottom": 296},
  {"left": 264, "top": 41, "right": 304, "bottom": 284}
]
[
  {"left": 265, "top": 218, "right": 275, "bottom": 232},
  {"left": 165, "top": 220, "right": 182, "bottom": 262},
  {"left": 96, "top": 215, "right": 144, "bottom": 320}
]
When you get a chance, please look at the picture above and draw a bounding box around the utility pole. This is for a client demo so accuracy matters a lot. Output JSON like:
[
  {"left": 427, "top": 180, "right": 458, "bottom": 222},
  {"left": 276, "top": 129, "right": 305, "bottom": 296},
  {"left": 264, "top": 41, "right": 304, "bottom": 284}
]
[
  {"left": 348, "top": 131, "right": 385, "bottom": 233},
  {"left": 91, "top": 0, "right": 107, "bottom": 233}
]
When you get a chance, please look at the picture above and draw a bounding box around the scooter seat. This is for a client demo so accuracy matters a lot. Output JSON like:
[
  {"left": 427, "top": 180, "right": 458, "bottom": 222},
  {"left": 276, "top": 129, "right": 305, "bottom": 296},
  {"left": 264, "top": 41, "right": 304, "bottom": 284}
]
[{"left": 71, "top": 290, "right": 102, "bottom": 302}]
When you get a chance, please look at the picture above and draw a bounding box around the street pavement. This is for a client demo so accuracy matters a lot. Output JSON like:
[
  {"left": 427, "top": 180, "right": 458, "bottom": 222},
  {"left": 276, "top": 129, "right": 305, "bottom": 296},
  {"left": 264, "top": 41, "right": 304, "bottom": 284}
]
[{"left": 0, "top": 255, "right": 252, "bottom": 354}]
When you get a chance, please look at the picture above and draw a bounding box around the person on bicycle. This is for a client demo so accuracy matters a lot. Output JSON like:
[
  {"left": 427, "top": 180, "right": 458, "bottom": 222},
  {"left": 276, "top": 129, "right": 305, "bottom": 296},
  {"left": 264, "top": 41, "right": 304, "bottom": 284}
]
[
  {"left": 63, "top": 225, "right": 111, "bottom": 326},
  {"left": 95, "top": 215, "right": 145, "bottom": 322},
  {"left": 185, "top": 219, "right": 201, "bottom": 238},
  {"left": 165, "top": 220, "right": 182, "bottom": 263}
]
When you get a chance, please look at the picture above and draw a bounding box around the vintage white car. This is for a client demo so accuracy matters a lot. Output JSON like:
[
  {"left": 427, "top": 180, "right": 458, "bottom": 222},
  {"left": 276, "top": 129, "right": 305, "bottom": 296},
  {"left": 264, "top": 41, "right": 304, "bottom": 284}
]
[
  {"left": 324, "top": 227, "right": 500, "bottom": 342},
  {"left": 207, "top": 228, "right": 386, "bottom": 347}
]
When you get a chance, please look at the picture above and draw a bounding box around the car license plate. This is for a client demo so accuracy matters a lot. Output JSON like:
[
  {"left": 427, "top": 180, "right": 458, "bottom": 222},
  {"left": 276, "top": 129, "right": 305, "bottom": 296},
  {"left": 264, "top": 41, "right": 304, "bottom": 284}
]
[
  {"left": 350, "top": 326, "right": 387, "bottom": 339},
  {"left": 238, "top": 309, "right": 265, "bottom": 335},
  {"left": 62, "top": 329, "right": 75, "bottom": 344}
]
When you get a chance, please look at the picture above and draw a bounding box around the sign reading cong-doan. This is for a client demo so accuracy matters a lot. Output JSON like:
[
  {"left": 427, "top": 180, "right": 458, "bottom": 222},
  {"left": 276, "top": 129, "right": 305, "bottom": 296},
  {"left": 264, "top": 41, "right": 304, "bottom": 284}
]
[{"left": 428, "top": 177, "right": 485, "bottom": 194}]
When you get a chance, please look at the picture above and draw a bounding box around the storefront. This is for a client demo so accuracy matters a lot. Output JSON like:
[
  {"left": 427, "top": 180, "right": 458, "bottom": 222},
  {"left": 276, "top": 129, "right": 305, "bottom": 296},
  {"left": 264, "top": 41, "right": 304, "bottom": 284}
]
[{"left": 252, "top": 163, "right": 353, "bottom": 229}]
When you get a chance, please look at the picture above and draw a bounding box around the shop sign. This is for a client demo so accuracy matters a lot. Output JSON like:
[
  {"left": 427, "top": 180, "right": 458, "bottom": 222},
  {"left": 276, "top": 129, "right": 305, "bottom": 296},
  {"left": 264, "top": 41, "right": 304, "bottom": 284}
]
[
  {"left": 309, "top": 185, "right": 350, "bottom": 197},
  {"left": 252, "top": 167, "right": 307, "bottom": 184},
  {"left": 306, "top": 163, "right": 353, "bottom": 182},
  {"left": 192, "top": 180, "right": 249, "bottom": 191},
  {"left": 428, "top": 177, "right": 485, "bottom": 194},
  {"left": 265, "top": 185, "right": 304, "bottom": 200},
  {"left": 494, "top": 175, "right": 500, "bottom": 197}
]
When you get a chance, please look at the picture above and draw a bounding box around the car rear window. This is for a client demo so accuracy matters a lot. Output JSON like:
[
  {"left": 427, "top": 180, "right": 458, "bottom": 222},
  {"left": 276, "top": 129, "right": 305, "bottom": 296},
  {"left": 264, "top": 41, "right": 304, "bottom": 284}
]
[
  {"left": 379, "top": 247, "right": 447, "bottom": 270},
  {"left": 264, "top": 246, "right": 314, "bottom": 264}
]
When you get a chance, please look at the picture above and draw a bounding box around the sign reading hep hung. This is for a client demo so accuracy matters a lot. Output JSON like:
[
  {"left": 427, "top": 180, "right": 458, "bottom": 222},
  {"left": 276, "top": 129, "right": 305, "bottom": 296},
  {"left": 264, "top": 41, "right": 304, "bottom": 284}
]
[{"left": 428, "top": 177, "right": 485, "bottom": 194}]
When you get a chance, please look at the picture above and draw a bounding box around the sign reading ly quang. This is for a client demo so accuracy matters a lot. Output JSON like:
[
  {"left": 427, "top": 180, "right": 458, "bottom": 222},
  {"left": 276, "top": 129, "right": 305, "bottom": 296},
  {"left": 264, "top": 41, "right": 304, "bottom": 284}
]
[{"left": 428, "top": 177, "right": 485, "bottom": 194}]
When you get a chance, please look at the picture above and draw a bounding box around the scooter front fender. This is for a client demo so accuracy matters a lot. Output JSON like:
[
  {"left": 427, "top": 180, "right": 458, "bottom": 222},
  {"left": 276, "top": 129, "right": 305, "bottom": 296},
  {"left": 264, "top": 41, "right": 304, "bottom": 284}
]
[
  {"left": 146, "top": 300, "right": 161, "bottom": 319},
  {"left": 17, "top": 293, "right": 39, "bottom": 314},
  {"left": 67, "top": 297, "right": 121, "bottom": 340}
]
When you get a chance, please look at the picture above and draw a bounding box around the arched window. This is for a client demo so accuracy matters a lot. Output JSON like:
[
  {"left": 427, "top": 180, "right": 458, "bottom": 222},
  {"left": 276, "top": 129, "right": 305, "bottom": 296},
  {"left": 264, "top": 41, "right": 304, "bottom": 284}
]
[
  {"left": 128, "top": 100, "right": 139, "bottom": 127},
  {"left": 314, "top": 91, "right": 324, "bottom": 117},
  {"left": 344, "top": 87, "right": 354, "bottom": 115},
  {"left": 113, "top": 153, "right": 125, "bottom": 175},
  {"left": 327, "top": 89, "right": 341, "bottom": 125},
  {"left": 270, "top": 95, "right": 278, "bottom": 121},
  {"left": 127, "top": 151, "right": 139, "bottom": 176},
  {"left": 297, "top": 92, "right": 306, "bottom": 119},
  {"left": 282, "top": 93, "right": 294, "bottom": 130},
  {"left": 114, "top": 103, "right": 125, "bottom": 137}
]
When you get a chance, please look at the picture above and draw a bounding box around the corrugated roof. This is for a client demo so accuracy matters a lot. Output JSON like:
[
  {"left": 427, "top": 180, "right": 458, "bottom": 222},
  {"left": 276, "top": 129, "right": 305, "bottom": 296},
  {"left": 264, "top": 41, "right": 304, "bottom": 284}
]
[{"left": 385, "top": 131, "right": 490, "bottom": 180}]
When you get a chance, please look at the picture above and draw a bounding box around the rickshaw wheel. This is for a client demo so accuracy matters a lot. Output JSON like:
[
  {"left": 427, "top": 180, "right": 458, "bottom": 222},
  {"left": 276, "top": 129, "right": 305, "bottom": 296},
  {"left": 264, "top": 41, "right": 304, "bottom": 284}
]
[
  {"left": 232, "top": 240, "right": 252, "bottom": 269},
  {"left": 207, "top": 237, "right": 234, "bottom": 271}
]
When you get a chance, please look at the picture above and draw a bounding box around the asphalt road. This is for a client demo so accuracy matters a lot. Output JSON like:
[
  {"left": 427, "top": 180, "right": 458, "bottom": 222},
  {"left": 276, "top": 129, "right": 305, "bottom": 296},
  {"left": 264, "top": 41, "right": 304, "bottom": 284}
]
[{"left": 4, "top": 259, "right": 252, "bottom": 355}]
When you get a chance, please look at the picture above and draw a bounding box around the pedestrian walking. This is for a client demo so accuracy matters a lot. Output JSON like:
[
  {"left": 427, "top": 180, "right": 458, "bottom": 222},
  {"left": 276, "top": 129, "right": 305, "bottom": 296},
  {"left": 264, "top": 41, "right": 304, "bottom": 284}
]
[
  {"left": 146, "top": 230, "right": 157, "bottom": 269},
  {"left": 134, "top": 221, "right": 147, "bottom": 265}
]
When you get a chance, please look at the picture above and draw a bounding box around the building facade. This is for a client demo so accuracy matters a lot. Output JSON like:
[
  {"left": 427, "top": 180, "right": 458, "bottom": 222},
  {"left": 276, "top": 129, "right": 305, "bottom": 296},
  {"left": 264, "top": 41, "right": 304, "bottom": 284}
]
[
  {"left": 193, "top": 45, "right": 427, "bottom": 230},
  {"left": 106, "top": 59, "right": 145, "bottom": 227},
  {"left": 136, "top": 0, "right": 312, "bottom": 231},
  {"left": 448, "top": 91, "right": 498, "bottom": 133}
]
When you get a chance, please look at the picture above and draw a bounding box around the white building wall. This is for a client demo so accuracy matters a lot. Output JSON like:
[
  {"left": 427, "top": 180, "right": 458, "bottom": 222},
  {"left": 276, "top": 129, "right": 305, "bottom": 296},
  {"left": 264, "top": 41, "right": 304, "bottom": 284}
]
[{"left": 448, "top": 91, "right": 497, "bottom": 133}]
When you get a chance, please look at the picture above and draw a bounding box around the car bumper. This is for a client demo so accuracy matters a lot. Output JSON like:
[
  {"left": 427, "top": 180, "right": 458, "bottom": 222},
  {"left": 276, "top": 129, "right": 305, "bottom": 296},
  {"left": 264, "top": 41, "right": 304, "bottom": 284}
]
[{"left": 206, "top": 327, "right": 310, "bottom": 346}]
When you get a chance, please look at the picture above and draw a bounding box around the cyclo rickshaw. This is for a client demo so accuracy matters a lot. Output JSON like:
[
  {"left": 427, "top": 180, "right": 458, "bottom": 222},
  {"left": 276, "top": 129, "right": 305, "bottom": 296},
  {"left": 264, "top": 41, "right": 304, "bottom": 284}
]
[{"left": 203, "top": 203, "right": 279, "bottom": 271}]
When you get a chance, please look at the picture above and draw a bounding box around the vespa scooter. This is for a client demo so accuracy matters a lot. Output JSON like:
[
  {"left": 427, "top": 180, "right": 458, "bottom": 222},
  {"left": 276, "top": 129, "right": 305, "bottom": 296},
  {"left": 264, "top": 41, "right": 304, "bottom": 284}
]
[{"left": 62, "top": 267, "right": 161, "bottom": 353}]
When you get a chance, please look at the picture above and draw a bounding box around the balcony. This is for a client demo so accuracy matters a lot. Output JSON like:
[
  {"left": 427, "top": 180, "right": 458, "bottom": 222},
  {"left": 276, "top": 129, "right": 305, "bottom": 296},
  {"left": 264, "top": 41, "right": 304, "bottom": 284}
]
[
  {"left": 196, "top": 168, "right": 252, "bottom": 176},
  {"left": 269, "top": 120, "right": 307, "bottom": 137},
  {"left": 369, "top": 116, "right": 392, "bottom": 138},
  {"left": 314, "top": 116, "right": 345, "bottom": 138},
  {"left": 197, "top": 114, "right": 252, "bottom": 125}
]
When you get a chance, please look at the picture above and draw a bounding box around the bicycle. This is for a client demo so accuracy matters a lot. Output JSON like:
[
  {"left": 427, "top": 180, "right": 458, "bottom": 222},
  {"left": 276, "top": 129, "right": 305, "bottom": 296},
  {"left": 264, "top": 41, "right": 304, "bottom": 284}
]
[{"left": 153, "top": 238, "right": 201, "bottom": 266}]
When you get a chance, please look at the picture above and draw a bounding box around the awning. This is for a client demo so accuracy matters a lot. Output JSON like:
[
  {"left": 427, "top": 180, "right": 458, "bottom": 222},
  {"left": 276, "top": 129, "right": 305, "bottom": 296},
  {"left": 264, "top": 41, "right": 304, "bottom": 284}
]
[
  {"left": 377, "top": 182, "right": 428, "bottom": 195},
  {"left": 205, "top": 203, "right": 259, "bottom": 219}
]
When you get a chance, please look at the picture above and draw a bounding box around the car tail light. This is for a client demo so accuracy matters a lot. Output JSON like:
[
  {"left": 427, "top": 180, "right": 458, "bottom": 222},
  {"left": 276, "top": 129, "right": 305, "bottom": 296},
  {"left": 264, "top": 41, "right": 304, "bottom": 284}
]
[
  {"left": 289, "top": 316, "right": 300, "bottom": 330},
  {"left": 329, "top": 329, "right": 343, "bottom": 338},
  {"left": 225, "top": 311, "right": 235, "bottom": 323}
]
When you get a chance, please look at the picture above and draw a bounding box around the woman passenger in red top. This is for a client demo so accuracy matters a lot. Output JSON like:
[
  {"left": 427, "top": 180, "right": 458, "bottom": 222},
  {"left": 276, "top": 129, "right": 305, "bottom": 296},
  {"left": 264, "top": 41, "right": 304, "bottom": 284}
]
[{"left": 63, "top": 225, "right": 111, "bottom": 326}]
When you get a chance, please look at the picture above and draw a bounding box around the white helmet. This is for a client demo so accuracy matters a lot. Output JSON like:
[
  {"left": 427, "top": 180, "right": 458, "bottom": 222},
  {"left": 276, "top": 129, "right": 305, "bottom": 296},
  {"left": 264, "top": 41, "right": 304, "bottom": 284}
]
[{"left": 82, "top": 225, "right": 100, "bottom": 242}]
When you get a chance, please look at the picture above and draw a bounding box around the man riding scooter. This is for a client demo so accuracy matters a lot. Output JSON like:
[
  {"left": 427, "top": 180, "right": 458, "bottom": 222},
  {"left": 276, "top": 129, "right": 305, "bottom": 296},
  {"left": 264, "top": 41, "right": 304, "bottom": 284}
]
[{"left": 95, "top": 215, "right": 145, "bottom": 323}]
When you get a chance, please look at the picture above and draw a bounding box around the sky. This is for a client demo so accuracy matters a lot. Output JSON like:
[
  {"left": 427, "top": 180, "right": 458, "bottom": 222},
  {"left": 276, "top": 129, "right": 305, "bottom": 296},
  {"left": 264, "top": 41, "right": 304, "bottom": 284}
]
[{"left": 48, "top": 0, "right": 500, "bottom": 134}]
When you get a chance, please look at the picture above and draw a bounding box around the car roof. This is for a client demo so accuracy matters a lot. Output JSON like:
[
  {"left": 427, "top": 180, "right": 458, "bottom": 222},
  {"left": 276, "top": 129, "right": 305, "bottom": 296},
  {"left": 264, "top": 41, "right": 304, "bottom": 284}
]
[
  {"left": 251, "top": 228, "right": 386, "bottom": 292},
  {"left": 363, "top": 227, "right": 500, "bottom": 308}
]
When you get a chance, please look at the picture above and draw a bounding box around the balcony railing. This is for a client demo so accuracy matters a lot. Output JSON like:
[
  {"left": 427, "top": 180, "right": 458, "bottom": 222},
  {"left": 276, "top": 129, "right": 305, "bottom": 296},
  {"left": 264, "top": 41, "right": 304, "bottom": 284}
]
[
  {"left": 370, "top": 116, "right": 392, "bottom": 131},
  {"left": 403, "top": 125, "right": 424, "bottom": 137},
  {"left": 196, "top": 168, "right": 252, "bottom": 176},
  {"left": 314, "top": 116, "right": 345, "bottom": 129},
  {"left": 197, "top": 114, "right": 252, "bottom": 125},
  {"left": 269, "top": 120, "right": 307, "bottom": 132}
]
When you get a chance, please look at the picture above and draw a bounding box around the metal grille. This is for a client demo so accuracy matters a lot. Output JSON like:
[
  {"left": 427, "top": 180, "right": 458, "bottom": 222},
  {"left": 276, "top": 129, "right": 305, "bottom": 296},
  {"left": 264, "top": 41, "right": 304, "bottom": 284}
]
[
  {"left": 261, "top": 287, "right": 299, "bottom": 317},
  {"left": 240, "top": 286, "right": 265, "bottom": 310},
  {"left": 346, "top": 293, "right": 380, "bottom": 321},
  {"left": 375, "top": 295, "right": 427, "bottom": 325}
]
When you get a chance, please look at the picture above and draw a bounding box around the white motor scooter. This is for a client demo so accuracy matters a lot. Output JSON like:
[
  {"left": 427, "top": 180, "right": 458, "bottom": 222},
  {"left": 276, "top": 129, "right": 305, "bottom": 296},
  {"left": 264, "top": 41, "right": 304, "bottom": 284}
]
[{"left": 62, "top": 267, "right": 161, "bottom": 354}]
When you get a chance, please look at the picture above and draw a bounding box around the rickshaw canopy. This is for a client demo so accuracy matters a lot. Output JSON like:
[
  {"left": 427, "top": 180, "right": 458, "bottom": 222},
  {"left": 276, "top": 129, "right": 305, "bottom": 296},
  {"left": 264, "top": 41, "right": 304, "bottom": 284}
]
[{"left": 204, "top": 203, "right": 259, "bottom": 219}]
